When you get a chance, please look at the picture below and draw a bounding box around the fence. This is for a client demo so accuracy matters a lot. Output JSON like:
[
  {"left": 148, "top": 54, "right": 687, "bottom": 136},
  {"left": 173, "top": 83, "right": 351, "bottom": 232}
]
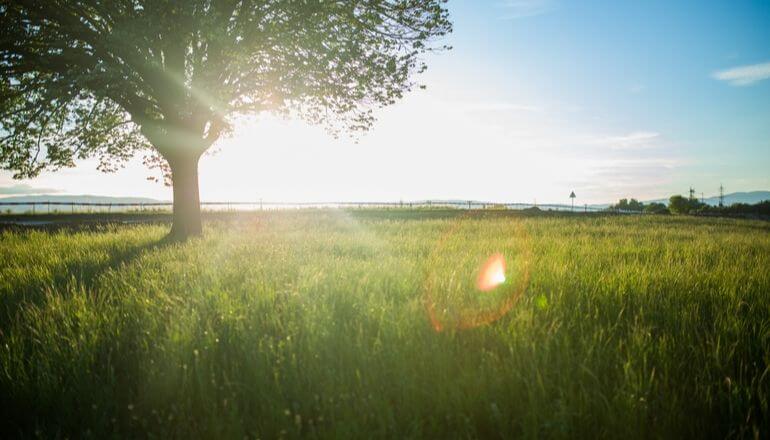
[{"left": 0, "top": 199, "right": 618, "bottom": 214}]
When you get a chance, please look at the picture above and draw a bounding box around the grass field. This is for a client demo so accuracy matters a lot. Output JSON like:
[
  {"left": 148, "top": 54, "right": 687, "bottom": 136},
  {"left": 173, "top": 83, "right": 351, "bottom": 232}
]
[{"left": 1, "top": 211, "right": 768, "bottom": 438}]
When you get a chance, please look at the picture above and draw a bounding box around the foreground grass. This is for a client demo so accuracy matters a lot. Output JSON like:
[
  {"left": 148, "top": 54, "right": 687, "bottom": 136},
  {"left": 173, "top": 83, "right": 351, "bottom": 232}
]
[{"left": 0, "top": 211, "right": 768, "bottom": 438}]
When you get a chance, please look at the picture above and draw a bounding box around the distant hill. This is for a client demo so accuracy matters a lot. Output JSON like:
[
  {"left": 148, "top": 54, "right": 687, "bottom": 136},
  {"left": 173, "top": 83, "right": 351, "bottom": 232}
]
[
  {"left": 0, "top": 194, "right": 165, "bottom": 203},
  {"left": 0, "top": 194, "right": 167, "bottom": 213},
  {"left": 645, "top": 191, "right": 770, "bottom": 207}
]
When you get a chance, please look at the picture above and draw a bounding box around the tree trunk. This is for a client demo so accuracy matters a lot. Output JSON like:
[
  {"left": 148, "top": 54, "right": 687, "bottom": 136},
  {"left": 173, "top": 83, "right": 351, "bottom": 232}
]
[{"left": 168, "top": 152, "right": 202, "bottom": 240}]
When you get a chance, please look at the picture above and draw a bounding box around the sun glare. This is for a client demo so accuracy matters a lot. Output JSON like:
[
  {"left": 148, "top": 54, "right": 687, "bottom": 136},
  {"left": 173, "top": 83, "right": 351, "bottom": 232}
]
[{"left": 476, "top": 253, "right": 506, "bottom": 292}]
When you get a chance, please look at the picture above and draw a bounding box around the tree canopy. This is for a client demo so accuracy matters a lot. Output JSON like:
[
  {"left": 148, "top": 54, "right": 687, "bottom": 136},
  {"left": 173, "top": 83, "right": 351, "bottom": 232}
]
[
  {"left": 611, "top": 198, "right": 644, "bottom": 212},
  {"left": 0, "top": 0, "right": 451, "bottom": 237},
  {"left": 643, "top": 202, "right": 668, "bottom": 214},
  {"left": 668, "top": 195, "right": 705, "bottom": 214}
]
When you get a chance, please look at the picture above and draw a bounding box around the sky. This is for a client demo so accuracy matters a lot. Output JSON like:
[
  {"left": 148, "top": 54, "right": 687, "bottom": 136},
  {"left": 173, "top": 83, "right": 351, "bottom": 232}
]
[{"left": 2, "top": 0, "right": 769, "bottom": 204}]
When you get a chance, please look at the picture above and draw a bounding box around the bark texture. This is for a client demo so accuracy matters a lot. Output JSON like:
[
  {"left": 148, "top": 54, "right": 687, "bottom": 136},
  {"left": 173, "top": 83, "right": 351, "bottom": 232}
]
[{"left": 167, "top": 152, "right": 202, "bottom": 240}]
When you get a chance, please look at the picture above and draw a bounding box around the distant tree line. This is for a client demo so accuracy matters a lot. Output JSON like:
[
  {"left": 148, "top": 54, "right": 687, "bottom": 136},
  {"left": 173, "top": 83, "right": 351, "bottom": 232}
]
[
  {"left": 609, "top": 198, "right": 668, "bottom": 214},
  {"left": 609, "top": 196, "right": 770, "bottom": 217},
  {"left": 696, "top": 200, "right": 770, "bottom": 216}
]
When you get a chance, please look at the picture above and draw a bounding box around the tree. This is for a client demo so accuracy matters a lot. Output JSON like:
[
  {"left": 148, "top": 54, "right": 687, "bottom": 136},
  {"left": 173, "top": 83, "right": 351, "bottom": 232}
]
[
  {"left": 0, "top": 1, "right": 452, "bottom": 239},
  {"left": 627, "top": 198, "right": 643, "bottom": 212},
  {"left": 610, "top": 198, "right": 644, "bottom": 212},
  {"left": 668, "top": 194, "right": 704, "bottom": 214},
  {"left": 643, "top": 202, "right": 668, "bottom": 214},
  {"left": 668, "top": 195, "right": 689, "bottom": 214}
]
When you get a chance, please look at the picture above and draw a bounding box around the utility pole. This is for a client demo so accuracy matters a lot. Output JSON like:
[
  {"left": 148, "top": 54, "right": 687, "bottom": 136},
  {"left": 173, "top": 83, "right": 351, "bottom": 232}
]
[{"left": 719, "top": 184, "right": 724, "bottom": 208}]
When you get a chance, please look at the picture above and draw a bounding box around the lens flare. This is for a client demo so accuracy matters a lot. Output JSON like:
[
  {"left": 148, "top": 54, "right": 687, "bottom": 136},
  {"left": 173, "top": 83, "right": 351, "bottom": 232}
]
[
  {"left": 476, "top": 253, "right": 506, "bottom": 292},
  {"left": 422, "top": 217, "right": 532, "bottom": 333}
]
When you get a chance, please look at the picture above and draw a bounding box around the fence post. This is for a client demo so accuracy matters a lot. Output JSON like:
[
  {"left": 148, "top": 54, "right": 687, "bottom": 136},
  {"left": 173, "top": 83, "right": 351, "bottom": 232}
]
[{"left": 32, "top": 203, "right": 35, "bottom": 215}]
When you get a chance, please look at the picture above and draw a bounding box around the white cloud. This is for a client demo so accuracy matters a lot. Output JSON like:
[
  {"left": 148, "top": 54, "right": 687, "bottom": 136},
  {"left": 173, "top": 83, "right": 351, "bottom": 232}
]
[
  {"left": 583, "top": 131, "right": 661, "bottom": 150},
  {"left": 499, "top": 0, "right": 556, "bottom": 19},
  {"left": 713, "top": 62, "right": 770, "bottom": 86}
]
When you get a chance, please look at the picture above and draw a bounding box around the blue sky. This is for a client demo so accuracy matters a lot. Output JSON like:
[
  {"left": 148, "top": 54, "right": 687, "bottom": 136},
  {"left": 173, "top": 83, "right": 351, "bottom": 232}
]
[
  {"left": 1, "top": 0, "right": 769, "bottom": 204},
  {"left": 436, "top": 0, "right": 770, "bottom": 201}
]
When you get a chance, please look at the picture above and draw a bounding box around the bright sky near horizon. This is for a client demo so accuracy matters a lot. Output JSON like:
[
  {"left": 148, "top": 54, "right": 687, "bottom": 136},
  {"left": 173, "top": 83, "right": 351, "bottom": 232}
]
[{"left": 1, "top": 0, "right": 769, "bottom": 204}]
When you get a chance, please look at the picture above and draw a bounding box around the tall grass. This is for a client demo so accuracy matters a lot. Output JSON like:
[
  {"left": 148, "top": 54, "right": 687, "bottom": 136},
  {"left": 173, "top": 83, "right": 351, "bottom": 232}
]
[{"left": 0, "top": 211, "right": 768, "bottom": 438}]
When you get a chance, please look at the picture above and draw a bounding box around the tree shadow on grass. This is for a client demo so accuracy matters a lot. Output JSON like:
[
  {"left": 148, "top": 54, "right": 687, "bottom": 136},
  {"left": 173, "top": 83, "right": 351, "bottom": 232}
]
[
  {"left": 0, "top": 228, "right": 194, "bottom": 437},
  {"left": 0, "top": 232, "right": 176, "bottom": 335}
]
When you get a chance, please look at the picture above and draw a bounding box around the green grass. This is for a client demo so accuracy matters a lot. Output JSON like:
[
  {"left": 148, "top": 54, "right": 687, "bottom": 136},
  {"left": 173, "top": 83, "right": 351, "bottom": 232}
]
[{"left": 1, "top": 211, "right": 768, "bottom": 438}]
